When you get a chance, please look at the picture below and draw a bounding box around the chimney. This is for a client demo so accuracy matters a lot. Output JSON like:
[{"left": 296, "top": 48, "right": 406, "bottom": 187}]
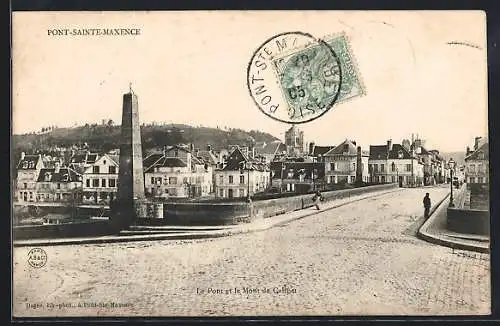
[
  {"left": 474, "top": 137, "right": 482, "bottom": 150},
  {"left": 207, "top": 144, "right": 212, "bottom": 152},
  {"left": 352, "top": 140, "right": 356, "bottom": 146},
  {"left": 190, "top": 143, "right": 195, "bottom": 152},
  {"left": 196, "top": 149, "right": 200, "bottom": 156},
  {"left": 54, "top": 161, "right": 60, "bottom": 173},
  {"left": 20, "top": 152, "right": 25, "bottom": 160},
  {"left": 163, "top": 145, "right": 167, "bottom": 156},
  {"left": 466, "top": 146, "right": 470, "bottom": 156},
  {"left": 309, "top": 142, "right": 315, "bottom": 155},
  {"left": 387, "top": 139, "right": 393, "bottom": 152}
]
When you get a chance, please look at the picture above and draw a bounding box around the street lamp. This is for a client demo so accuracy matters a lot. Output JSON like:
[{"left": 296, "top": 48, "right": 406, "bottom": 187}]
[{"left": 448, "top": 158, "right": 456, "bottom": 207}]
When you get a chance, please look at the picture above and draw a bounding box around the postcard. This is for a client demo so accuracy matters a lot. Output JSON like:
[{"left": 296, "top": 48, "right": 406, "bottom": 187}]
[{"left": 12, "top": 11, "right": 490, "bottom": 317}]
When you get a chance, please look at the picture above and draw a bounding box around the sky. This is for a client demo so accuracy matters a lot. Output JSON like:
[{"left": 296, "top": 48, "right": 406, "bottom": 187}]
[{"left": 12, "top": 11, "right": 487, "bottom": 152}]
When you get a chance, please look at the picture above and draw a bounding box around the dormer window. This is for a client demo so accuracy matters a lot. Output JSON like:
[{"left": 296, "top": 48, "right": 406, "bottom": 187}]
[
  {"left": 22, "top": 162, "right": 28, "bottom": 169},
  {"left": 62, "top": 174, "right": 69, "bottom": 181},
  {"left": 44, "top": 172, "right": 51, "bottom": 181},
  {"left": 398, "top": 151, "right": 404, "bottom": 159},
  {"left": 29, "top": 162, "right": 35, "bottom": 168}
]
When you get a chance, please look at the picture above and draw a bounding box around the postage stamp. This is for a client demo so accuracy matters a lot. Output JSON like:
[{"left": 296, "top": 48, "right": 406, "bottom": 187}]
[{"left": 247, "top": 31, "right": 343, "bottom": 124}]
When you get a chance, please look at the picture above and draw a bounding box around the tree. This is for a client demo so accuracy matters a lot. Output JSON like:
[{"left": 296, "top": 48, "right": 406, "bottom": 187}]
[{"left": 107, "top": 119, "right": 114, "bottom": 127}]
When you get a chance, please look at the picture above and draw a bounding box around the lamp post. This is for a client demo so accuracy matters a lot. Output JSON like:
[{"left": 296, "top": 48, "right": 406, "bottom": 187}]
[{"left": 448, "top": 158, "right": 456, "bottom": 207}]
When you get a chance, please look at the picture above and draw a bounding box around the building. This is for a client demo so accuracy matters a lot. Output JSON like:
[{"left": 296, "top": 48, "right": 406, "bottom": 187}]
[
  {"left": 81, "top": 153, "right": 119, "bottom": 205},
  {"left": 322, "top": 139, "right": 370, "bottom": 184},
  {"left": 308, "top": 142, "right": 336, "bottom": 162},
  {"left": 36, "top": 163, "right": 83, "bottom": 203},
  {"left": 465, "top": 137, "right": 489, "bottom": 185},
  {"left": 144, "top": 145, "right": 213, "bottom": 199},
  {"left": 412, "top": 138, "right": 445, "bottom": 186},
  {"left": 284, "top": 125, "right": 305, "bottom": 155},
  {"left": 270, "top": 159, "right": 326, "bottom": 193},
  {"left": 254, "top": 140, "right": 287, "bottom": 163},
  {"left": 214, "top": 147, "right": 270, "bottom": 198},
  {"left": 68, "top": 151, "right": 99, "bottom": 174},
  {"left": 15, "top": 152, "right": 44, "bottom": 202},
  {"left": 369, "top": 139, "right": 424, "bottom": 186}
]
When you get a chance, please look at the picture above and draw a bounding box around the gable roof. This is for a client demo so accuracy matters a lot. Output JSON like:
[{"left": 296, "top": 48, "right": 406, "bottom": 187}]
[
  {"left": 465, "top": 142, "right": 489, "bottom": 161},
  {"left": 313, "top": 146, "right": 336, "bottom": 156},
  {"left": 369, "top": 145, "right": 388, "bottom": 160},
  {"left": 196, "top": 150, "right": 218, "bottom": 165},
  {"left": 144, "top": 157, "right": 188, "bottom": 173},
  {"left": 388, "top": 144, "right": 414, "bottom": 159},
  {"left": 324, "top": 140, "right": 357, "bottom": 156},
  {"left": 17, "top": 155, "right": 42, "bottom": 170},
  {"left": 255, "top": 141, "right": 287, "bottom": 156},
  {"left": 37, "top": 168, "right": 82, "bottom": 183}
]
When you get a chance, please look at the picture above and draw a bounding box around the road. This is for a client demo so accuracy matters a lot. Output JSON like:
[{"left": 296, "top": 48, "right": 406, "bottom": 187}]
[{"left": 13, "top": 186, "right": 490, "bottom": 317}]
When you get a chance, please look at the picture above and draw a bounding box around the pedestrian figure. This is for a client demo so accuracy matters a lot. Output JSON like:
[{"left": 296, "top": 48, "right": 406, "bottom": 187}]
[
  {"left": 312, "top": 190, "right": 323, "bottom": 210},
  {"left": 423, "top": 193, "right": 431, "bottom": 218}
]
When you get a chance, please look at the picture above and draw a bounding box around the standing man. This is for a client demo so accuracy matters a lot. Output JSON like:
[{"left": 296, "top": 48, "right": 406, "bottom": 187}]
[{"left": 423, "top": 193, "right": 431, "bottom": 218}]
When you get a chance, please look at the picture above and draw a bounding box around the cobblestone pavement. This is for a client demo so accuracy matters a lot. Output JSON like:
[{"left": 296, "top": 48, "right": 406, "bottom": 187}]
[{"left": 13, "top": 186, "right": 490, "bottom": 317}]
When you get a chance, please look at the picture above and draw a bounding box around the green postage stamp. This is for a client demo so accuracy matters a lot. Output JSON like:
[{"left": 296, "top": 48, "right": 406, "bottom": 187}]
[{"left": 271, "top": 33, "right": 365, "bottom": 122}]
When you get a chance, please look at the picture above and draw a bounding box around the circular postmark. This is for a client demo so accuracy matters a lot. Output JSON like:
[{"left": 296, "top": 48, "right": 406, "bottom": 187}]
[
  {"left": 247, "top": 31, "right": 342, "bottom": 124},
  {"left": 27, "top": 248, "right": 47, "bottom": 268}
]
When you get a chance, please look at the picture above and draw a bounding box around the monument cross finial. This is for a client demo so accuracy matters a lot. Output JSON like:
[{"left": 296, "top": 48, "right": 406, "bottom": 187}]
[{"left": 129, "top": 82, "right": 133, "bottom": 94}]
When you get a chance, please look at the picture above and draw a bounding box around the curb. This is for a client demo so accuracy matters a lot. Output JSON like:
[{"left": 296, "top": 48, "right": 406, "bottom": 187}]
[
  {"left": 417, "top": 193, "right": 490, "bottom": 254},
  {"left": 13, "top": 188, "right": 401, "bottom": 247}
]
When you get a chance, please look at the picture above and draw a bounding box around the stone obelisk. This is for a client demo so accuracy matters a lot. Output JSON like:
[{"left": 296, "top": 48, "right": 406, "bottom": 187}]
[{"left": 112, "top": 85, "right": 146, "bottom": 230}]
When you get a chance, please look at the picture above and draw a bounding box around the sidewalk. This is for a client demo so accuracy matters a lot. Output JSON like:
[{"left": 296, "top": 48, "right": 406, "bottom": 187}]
[
  {"left": 417, "top": 194, "right": 490, "bottom": 254},
  {"left": 13, "top": 187, "right": 402, "bottom": 247}
]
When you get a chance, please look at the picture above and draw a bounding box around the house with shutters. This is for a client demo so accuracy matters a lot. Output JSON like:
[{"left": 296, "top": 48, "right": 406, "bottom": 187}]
[
  {"left": 322, "top": 139, "right": 369, "bottom": 185},
  {"left": 15, "top": 152, "right": 44, "bottom": 202},
  {"left": 36, "top": 163, "right": 83, "bottom": 203},
  {"left": 144, "top": 145, "right": 213, "bottom": 199},
  {"left": 368, "top": 139, "right": 424, "bottom": 186},
  {"left": 81, "top": 153, "right": 119, "bottom": 205},
  {"left": 465, "top": 137, "right": 489, "bottom": 185},
  {"left": 270, "top": 157, "right": 325, "bottom": 193},
  {"left": 214, "top": 147, "right": 270, "bottom": 199}
]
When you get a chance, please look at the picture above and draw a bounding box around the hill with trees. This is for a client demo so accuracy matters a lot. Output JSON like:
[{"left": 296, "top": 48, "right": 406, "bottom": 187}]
[{"left": 12, "top": 123, "right": 281, "bottom": 155}]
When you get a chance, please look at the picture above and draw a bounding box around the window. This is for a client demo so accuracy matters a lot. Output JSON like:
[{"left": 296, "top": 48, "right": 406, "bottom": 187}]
[
  {"left": 373, "top": 164, "right": 378, "bottom": 173},
  {"left": 239, "top": 189, "right": 245, "bottom": 197},
  {"left": 102, "top": 179, "right": 107, "bottom": 187},
  {"left": 469, "top": 164, "right": 476, "bottom": 172},
  {"left": 23, "top": 183, "right": 27, "bottom": 189},
  {"left": 103, "top": 160, "right": 106, "bottom": 164},
  {"left": 93, "top": 166, "right": 100, "bottom": 174},
  {"left": 406, "top": 164, "right": 411, "bottom": 172},
  {"left": 391, "top": 162, "right": 396, "bottom": 172},
  {"left": 381, "top": 176, "right": 386, "bottom": 183},
  {"left": 469, "top": 177, "right": 475, "bottom": 183},
  {"left": 330, "top": 163, "right": 336, "bottom": 171},
  {"left": 29, "top": 192, "right": 33, "bottom": 199},
  {"left": 174, "top": 150, "right": 179, "bottom": 157},
  {"left": 100, "top": 192, "right": 107, "bottom": 200},
  {"left": 109, "top": 166, "right": 116, "bottom": 174},
  {"left": 229, "top": 175, "right": 234, "bottom": 184},
  {"left": 151, "top": 177, "right": 155, "bottom": 185},
  {"left": 398, "top": 151, "right": 404, "bottom": 159},
  {"left": 109, "top": 179, "right": 116, "bottom": 187},
  {"left": 22, "top": 162, "right": 28, "bottom": 169},
  {"left": 219, "top": 175, "right": 223, "bottom": 184},
  {"left": 352, "top": 163, "right": 356, "bottom": 172},
  {"left": 169, "top": 177, "right": 177, "bottom": 185},
  {"left": 380, "top": 164, "right": 385, "bottom": 173},
  {"left": 392, "top": 176, "right": 396, "bottom": 183},
  {"left": 56, "top": 193, "right": 61, "bottom": 200},
  {"left": 350, "top": 176, "right": 355, "bottom": 183},
  {"left": 57, "top": 183, "right": 61, "bottom": 189},
  {"left": 92, "top": 179, "right": 99, "bottom": 187},
  {"left": 240, "top": 175, "right": 245, "bottom": 184},
  {"left": 219, "top": 189, "right": 224, "bottom": 197},
  {"left": 29, "top": 162, "right": 35, "bottom": 168},
  {"left": 478, "top": 177, "right": 484, "bottom": 183}
]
